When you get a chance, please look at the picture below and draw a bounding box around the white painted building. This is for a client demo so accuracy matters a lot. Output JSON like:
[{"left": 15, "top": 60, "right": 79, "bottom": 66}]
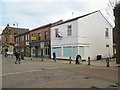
[{"left": 51, "top": 10, "right": 113, "bottom": 60}]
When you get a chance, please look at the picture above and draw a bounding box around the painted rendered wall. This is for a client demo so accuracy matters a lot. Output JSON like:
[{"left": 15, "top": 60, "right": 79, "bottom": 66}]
[
  {"left": 51, "top": 20, "right": 78, "bottom": 47},
  {"left": 51, "top": 11, "right": 113, "bottom": 60},
  {"left": 51, "top": 20, "right": 78, "bottom": 59},
  {"left": 78, "top": 11, "right": 113, "bottom": 60}
]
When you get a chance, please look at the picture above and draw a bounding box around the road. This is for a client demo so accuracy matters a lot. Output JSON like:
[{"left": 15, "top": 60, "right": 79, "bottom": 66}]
[{"left": 1, "top": 56, "right": 119, "bottom": 88}]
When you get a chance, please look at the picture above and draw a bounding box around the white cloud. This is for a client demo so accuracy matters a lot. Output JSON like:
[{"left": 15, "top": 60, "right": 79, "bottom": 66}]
[{"left": 0, "top": 0, "right": 115, "bottom": 33}]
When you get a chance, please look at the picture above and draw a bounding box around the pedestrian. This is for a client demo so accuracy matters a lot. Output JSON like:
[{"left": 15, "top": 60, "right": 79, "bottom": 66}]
[
  {"left": 15, "top": 51, "right": 20, "bottom": 64},
  {"left": 69, "top": 56, "right": 72, "bottom": 64},
  {"left": 53, "top": 52, "right": 56, "bottom": 62},
  {"left": 41, "top": 53, "right": 44, "bottom": 61},
  {"left": 75, "top": 55, "right": 81, "bottom": 64}
]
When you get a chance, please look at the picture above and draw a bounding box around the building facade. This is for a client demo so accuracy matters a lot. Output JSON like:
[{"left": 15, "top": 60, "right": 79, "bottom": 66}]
[
  {"left": 1, "top": 24, "right": 29, "bottom": 54},
  {"left": 15, "top": 31, "right": 30, "bottom": 56},
  {"left": 51, "top": 11, "right": 113, "bottom": 60},
  {"left": 29, "top": 24, "right": 51, "bottom": 58},
  {"left": 14, "top": 20, "right": 63, "bottom": 58}
]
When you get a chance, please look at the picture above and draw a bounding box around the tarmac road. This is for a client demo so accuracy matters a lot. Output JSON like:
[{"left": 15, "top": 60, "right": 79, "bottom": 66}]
[{"left": 1, "top": 56, "right": 119, "bottom": 88}]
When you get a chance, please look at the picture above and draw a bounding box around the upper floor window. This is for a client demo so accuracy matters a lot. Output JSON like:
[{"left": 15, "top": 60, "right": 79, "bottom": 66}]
[
  {"left": 38, "top": 33, "right": 41, "bottom": 41},
  {"left": 55, "top": 28, "right": 58, "bottom": 37},
  {"left": 67, "top": 25, "right": 72, "bottom": 36},
  {"left": 5, "top": 37, "right": 8, "bottom": 42},
  {"left": 45, "top": 31, "right": 48, "bottom": 40},
  {"left": 21, "top": 36, "right": 24, "bottom": 41},
  {"left": 105, "top": 28, "right": 109, "bottom": 38},
  {"left": 27, "top": 34, "right": 29, "bottom": 40},
  {"left": 25, "top": 35, "right": 27, "bottom": 40},
  {"left": 16, "top": 37, "right": 19, "bottom": 43},
  {"left": 32, "top": 34, "right": 35, "bottom": 37}
]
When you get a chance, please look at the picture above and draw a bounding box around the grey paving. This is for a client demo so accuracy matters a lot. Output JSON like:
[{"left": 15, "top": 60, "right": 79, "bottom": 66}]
[{"left": 1, "top": 56, "right": 119, "bottom": 88}]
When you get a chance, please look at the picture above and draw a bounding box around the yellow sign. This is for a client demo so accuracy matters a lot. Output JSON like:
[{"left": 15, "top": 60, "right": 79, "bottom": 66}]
[{"left": 31, "top": 36, "right": 36, "bottom": 40}]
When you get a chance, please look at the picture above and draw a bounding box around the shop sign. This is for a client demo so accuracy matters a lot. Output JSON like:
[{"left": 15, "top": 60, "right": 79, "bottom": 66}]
[{"left": 40, "top": 42, "right": 44, "bottom": 48}]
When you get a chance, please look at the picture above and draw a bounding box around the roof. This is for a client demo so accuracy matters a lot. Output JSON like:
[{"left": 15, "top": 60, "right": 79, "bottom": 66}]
[
  {"left": 15, "top": 31, "right": 30, "bottom": 37},
  {"left": 30, "top": 23, "right": 52, "bottom": 32},
  {"left": 30, "top": 20, "right": 63, "bottom": 32},
  {"left": 2, "top": 26, "right": 29, "bottom": 35},
  {"left": 10, "top": 27, "right": 29, "bottom": 34},
  {"left": 53, "top": 10, "right": 99, "bottom": 27}
]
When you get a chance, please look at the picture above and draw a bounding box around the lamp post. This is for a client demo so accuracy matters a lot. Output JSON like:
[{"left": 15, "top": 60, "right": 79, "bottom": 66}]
[
  {"left": 29, "top": 42, "right": 32, "bottom": 60},
  {"left": 106, "top": 44, "right": 110, "bottom": 67}
]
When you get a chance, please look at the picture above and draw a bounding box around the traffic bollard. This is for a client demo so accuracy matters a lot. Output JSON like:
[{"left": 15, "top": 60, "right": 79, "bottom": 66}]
[
  {"left": 69, "top": 57, "right": 72, "bottom": 64},
  {"left": 106, "top": 57, "right": 109, "bottom": 67},
  {"left": 88, "top": 57, "right": 90, "bottom": 65}
]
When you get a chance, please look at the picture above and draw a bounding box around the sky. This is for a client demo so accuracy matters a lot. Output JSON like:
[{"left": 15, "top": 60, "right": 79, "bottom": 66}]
[{"left": 0, "top": 0, "right": 117, "bottom": 34}]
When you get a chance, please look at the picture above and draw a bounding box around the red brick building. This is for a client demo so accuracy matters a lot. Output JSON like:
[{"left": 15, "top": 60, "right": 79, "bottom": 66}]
[
  {"left": 2, "top": 24, "right": 29, "bottom": 54},
  {"left": 15, "top": 20, "right": 63, "bottom": 58},
  {"left": 15, "top": 31, "right": 30, "bottom": 56}
]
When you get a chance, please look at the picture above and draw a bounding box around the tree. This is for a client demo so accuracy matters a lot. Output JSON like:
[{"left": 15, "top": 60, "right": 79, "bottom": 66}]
[{"left": 114, "top": 2, "right": 120, "bottom": 64}]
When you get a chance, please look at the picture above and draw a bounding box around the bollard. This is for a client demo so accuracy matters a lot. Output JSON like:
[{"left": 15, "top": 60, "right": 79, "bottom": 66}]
[
  {"left": 106, "top": 57, "right": 109, "bottom": 67},
  {"left": 88, "top": 57, "right": 90, "bottom": 65},
  {"left": 41, "top": 56, "right": 43, "bottom": 61},
  {"left": 69, "top": 57, "right": 72, "bottom": 64}
]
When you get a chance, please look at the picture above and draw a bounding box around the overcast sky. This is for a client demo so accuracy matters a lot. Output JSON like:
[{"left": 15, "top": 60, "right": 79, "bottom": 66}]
[{"left": 0, "top": 0, "right": 117, "bottom": 33}]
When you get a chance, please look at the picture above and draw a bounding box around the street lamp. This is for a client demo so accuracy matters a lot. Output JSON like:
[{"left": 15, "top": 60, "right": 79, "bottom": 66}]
[
  {"left": 29, "top": 42, "right": 32, "bottom": 60},
  {"left": 106, "top": 44, "right": 110, "bottom": 67}
]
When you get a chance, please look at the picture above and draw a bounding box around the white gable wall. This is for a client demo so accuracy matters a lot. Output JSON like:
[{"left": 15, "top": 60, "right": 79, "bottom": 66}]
[
  {"left": 78, "top": 11, "right": 113, "bottom": 60},
  {"left": 51, "top": 11, "right": 113, "bottom": 60}
]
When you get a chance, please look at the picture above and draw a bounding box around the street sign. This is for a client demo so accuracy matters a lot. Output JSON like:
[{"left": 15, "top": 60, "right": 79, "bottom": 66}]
[{"left": 40, "top": 42, "right": 44, "bottom": 48}]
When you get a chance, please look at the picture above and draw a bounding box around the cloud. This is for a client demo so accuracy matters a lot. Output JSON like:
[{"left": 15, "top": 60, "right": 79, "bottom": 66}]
[{"left": 0, "top": 0, "right": 115, "bottom": 33}]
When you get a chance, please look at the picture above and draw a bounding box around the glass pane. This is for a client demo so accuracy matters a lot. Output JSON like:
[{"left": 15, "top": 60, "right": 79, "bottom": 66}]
[
  {"left": 63, "top": 47, "right": 72, "bottom": 58},
  {"left": 52, "top": 47, "right": 61, "bottom": 57},
  {"left": 79, "top": 46, "right": 84, "bottom": 59}
]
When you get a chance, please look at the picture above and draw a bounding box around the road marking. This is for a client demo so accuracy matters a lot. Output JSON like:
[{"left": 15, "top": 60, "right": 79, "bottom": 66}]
[
  {"left": 1, "top": 70, "right": 43, "bottom": 77},
  {"left": 1, "top": 65, "right": 118, "bottom": 77},
  {"left": 1, "top": 67, "right": 74, "bottom": 77}
]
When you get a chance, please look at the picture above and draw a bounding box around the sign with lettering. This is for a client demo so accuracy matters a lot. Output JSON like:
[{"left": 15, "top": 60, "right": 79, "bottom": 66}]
[
  {"left": 40, "top": 42, "right": 44, "bottom": 48},
  {"left": 31, "top": 36, "right": 36, "bottom": 41}
]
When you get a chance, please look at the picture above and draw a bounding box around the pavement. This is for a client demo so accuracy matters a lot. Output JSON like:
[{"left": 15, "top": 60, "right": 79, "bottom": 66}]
[
  {"left": 24, "top": 56, "right": 119, "bottom": 69},
  {"left": 1, "top": 55, "right": 119, "bottom": 88}
]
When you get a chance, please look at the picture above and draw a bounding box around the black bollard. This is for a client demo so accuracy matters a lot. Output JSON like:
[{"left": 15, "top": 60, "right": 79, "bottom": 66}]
[
  {"left": 41, "top": 56, "right": 44, "bottom": 61},
  {"left": 88, "top": 57, "right": 90, "bottom": 65},
  {"left": 69, "top": 57, "right": 72, "bottom": 64},
  {"left": 106, "top": 57, "right": 109, "bottom": 67}
]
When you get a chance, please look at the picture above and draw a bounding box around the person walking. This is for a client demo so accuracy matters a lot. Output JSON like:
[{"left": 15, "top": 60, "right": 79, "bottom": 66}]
[
  {"left": 76, "top": 55, "right": 81, "bottom": 64},
  {"left": 41, "top": 52, "right": 44, "bottom": 61},
  {"left": 15, "top": 51, "right": 20, "bottom": 64},
  {"left": 53, "top": 52, "right": 56, "bottom": 62}
]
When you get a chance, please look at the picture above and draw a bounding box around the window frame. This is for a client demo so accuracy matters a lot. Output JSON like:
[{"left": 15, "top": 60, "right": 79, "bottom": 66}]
[
  {"left": 45, "top": 31, "right": 48, "bottom": 40},
  {"left": 105, "top": 28, "right": 109, "bottom": 38},
  {"left": 67, "top": 25, "right": 72, "bottom": 36},
  {"left": 38, "top": 33, "right": 41, "bottom": 41}
]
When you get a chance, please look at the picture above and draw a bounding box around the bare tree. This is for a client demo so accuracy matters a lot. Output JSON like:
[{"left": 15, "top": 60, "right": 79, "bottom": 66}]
[{"left": 114, "top": 2, "right": 120, "bottom": 64}]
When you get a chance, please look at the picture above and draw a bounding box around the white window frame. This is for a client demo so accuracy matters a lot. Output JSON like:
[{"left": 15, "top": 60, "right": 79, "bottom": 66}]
[
  {"left": 67, "top": 25, "right": 72, "bottom": 36},
  {"left": 105, "top": 28, "right": 109, "bottom": 38}
]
